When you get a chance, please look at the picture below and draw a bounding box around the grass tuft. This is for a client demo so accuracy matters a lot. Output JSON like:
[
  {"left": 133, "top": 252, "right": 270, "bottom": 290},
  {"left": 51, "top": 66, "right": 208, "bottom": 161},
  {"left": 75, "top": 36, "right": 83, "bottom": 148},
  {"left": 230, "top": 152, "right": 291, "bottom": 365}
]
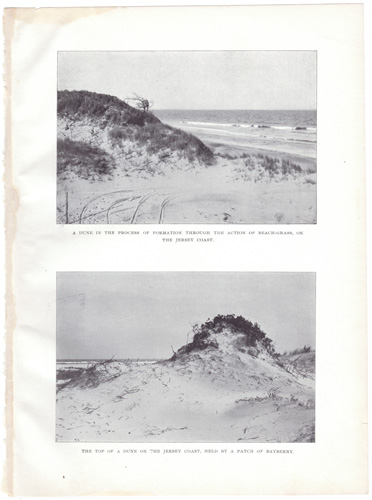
[{"left": 57, "top": 138, "right": 115, "bottom": 180}]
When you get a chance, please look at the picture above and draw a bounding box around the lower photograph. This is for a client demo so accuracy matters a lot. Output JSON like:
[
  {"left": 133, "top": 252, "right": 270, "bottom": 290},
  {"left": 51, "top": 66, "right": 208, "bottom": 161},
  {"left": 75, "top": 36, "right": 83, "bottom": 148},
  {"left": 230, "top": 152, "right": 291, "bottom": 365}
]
[{"left": 56, "top": 272, "right": 315, "bottom": 443}]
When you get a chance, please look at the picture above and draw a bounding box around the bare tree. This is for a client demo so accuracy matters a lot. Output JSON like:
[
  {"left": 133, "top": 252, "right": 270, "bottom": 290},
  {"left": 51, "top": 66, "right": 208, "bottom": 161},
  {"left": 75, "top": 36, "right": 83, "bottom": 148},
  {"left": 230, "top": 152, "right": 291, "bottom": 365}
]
[{"left": 126, "top": 93, "right": 154, "bottom": 113}]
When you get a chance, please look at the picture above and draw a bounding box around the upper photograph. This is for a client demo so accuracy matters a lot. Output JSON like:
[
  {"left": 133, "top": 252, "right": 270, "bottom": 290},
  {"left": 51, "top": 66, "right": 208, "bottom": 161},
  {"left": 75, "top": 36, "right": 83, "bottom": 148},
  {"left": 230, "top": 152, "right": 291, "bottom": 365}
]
[{"left": 57, "top": 51, "right": 317, "bottom": 224}]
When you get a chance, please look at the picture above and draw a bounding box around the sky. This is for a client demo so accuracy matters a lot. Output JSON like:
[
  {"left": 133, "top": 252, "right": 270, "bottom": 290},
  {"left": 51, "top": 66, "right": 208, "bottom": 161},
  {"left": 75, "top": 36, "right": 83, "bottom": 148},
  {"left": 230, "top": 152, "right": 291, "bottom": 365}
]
[
  {"left": 57, "top": 272, "right": 316, "bottom": 359},
  {"left": 58, "top": 51, "right": 316, "bottom": 110}
]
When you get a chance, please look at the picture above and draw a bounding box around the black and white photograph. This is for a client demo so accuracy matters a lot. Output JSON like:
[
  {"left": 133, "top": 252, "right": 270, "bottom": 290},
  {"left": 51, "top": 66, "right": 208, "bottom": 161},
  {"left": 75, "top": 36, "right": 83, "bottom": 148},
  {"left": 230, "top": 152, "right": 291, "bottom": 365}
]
[
  {"left": 57, "top": 51, "right": 317, "bottom": 224},
  {"left": 56, "top": 272, "right": 316, "bottom": 443}
]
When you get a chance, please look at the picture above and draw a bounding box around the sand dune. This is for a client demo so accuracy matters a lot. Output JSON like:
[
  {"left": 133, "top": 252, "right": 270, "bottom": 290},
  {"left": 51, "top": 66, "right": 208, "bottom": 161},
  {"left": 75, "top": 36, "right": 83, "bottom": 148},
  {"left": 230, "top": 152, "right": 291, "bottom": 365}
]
[
  {"left": 57, "top": 326, "right": 315, "bottom": 443},
  {"left": 57, "top": 91, "right": 316, "bottom": 224}
]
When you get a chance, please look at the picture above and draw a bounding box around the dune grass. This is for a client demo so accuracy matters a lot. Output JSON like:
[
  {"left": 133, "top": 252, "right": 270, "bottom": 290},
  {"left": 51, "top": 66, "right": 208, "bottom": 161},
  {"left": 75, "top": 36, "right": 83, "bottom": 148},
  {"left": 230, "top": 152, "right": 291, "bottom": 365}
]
[
  {"left": 57, "top": 360, "right": 123, "bottom": 392},
  {"left": 58, "top": 90, "right": 159, "bottom": 127},
  {"left": 231, "top": 153, "right": 317, "bottom": 183},
  {"left": 57, "top": 138, "right": 115, "bottom": 180},
  {"left": 58, "top": 90, "right": 215, "bottom": 169}
]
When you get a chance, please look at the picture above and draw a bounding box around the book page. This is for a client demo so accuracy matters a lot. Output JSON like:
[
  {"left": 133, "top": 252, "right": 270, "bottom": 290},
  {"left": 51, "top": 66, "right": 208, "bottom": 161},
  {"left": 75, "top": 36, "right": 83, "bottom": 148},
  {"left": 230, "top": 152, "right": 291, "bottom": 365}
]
[{"left": 4, "top": 4, "right": 367, "bottom": 495}]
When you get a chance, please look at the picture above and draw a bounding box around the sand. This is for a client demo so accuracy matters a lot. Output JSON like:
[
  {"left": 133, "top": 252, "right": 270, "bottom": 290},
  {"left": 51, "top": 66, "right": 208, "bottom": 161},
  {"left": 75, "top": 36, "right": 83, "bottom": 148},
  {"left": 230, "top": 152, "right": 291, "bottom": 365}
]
[
  {"left": 57, "top": 159, "right": 316, "bottom": 225},
  {"left": 57, "top": 357, "right": 315, "bottom": 443},
  {"left": 57, "top": 331, "right": 315, "bottom": 443}
]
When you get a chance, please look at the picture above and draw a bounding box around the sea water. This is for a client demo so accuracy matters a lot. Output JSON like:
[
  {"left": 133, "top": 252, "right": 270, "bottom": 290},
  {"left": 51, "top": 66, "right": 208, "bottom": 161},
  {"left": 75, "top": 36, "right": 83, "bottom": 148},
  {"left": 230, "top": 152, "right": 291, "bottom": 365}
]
[{"left": 153, "top": 109, "right": 316, "bottom": 130}]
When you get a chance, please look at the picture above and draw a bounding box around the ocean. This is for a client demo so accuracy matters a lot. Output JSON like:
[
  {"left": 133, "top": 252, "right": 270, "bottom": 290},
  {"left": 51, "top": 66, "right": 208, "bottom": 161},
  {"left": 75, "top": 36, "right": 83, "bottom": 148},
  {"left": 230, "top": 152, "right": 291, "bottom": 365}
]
[
  {"left": 153, "top": 109, "right": 316, "bottom": 130},
  {"left": 153, "top": 109, "right": 317, "bottom": 160}
]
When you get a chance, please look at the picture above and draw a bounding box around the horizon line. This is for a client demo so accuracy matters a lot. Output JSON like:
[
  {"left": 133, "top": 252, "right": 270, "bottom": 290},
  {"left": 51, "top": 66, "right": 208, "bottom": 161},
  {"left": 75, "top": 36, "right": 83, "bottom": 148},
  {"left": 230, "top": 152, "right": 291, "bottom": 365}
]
[
  {"left": 57, "top": 89, "right": 316, "bottom": 112},
  {"left": 152, "top": 108, "right": 317, "bottom": 112}
]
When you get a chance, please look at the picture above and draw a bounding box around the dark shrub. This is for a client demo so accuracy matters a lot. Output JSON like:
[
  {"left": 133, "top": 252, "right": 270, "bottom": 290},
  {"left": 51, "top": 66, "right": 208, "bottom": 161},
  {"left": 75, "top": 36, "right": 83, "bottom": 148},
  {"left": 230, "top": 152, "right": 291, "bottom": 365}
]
[{"left": 186, "top": 314, "right": 275, "bottom": 355}]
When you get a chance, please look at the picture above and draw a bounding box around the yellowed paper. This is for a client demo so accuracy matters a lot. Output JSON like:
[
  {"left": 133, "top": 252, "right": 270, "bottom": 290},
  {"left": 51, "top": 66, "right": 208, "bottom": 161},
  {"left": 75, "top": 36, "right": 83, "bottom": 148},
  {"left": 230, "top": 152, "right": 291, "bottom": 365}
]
[{"left": 4, "top": 5, "right": 367, "bottom": 496}]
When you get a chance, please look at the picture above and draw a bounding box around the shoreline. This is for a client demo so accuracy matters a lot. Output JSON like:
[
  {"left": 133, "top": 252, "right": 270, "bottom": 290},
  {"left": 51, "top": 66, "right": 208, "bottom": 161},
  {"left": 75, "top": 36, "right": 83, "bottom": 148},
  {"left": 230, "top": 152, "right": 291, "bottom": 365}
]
[{"left": 162, "top": 119, "right": 317, "bottom": 170}]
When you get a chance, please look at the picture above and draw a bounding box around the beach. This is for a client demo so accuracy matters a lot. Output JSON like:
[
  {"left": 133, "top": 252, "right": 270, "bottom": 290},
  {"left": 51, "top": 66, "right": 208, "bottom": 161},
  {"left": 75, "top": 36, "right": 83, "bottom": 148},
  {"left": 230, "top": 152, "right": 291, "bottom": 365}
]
[{"left": 155, "top": 109, "right": 317, "bottom": 171}]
